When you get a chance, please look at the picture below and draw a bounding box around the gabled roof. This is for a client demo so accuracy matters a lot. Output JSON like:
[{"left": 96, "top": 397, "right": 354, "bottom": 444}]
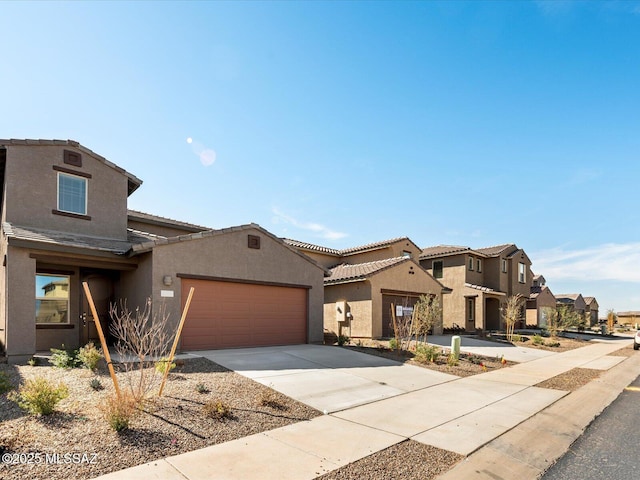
[
  {"left": 282, "top": 239, "right": 340, "bottom": 256},
  {"left": 2, "top": 222, "right": 140, "bottom": 256},
  {"left": 325, "top": 257, "right": 410, "bottom": 285},
  {"left": 128, "top": 210, "right": 210, "bottom": 233},
  {"left": 583, "top": 296, "right": 598, "bottom": 306},
  {"left": 420, "top": 245, "right": 475, "bottom": 259},
  {"left": 283, "top": 236, "right": 419, "bottom": 258},
  {"left": 131, "top": 223, "right": 328, "bottom": 273},
  {"left": 618, "top": 311, "right": 640, "bottom": 316},
  {"left": 556, "top": 293, "right": 582, "bottom": 301},
  {"left": 475, "top": 243, "right": 516, "bottom": 256},
  {"left": 0, "top": 139, "right": 143, "bottom": 195}
]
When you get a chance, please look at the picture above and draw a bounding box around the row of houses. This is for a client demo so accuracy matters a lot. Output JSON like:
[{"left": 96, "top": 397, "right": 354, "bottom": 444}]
[{"left": 0, "top": 140, "right": 600, "bottom": 363}]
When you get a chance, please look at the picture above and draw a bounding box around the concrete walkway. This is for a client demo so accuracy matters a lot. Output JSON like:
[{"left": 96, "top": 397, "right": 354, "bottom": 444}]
[{"left": 94, "top": 340, "right": 634, "bottom": 480}]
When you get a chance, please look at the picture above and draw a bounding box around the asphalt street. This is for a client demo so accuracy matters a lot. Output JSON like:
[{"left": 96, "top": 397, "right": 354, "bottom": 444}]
[{"left": 542, "top": 373, "right": 640, "bottom": 480}]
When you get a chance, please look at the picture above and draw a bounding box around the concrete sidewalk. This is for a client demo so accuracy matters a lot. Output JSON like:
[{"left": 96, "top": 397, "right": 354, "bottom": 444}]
[{"left": 94, "top": 340, "right": 635, "bottom": 480}]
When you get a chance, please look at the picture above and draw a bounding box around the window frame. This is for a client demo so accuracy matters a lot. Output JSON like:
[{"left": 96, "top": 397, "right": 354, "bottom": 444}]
[
  {"left": 57, "top": 172, "right": 88, "bottom": 216},
  {"left": 35, "top": 273, "right": 71, "bottom": 325},
  {"left": 433, "top": 260, "right": 443, "bottom": 279},
  {"left": 477, "top": 259, "right": 482, "bottom": 273},
  {"left": 468, "top": 257, "right": 474, "bottom": 271},
  {"left": 467, "top": 298, "right": 475, "bottom": 322},
  {"left": 501, "top": 259, "right": 507, "bottom": 273},
  {"left": 518, "top": 262, "right": 526, "bottom": 283}
]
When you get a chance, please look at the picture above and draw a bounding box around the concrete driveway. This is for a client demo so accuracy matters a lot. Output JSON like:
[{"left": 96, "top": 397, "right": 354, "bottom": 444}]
[{"left": 193, "top": 344, "right": 458, "bottom": 413}]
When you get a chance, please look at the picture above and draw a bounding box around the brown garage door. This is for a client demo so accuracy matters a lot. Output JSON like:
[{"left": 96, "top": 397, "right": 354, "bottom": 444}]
[{"left": 180, "top": 278, "right": 307, "bottom": 350}]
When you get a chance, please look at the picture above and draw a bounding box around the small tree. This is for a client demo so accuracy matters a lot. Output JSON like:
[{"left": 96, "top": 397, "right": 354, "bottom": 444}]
[
  {"left": 543, "top": 306, "right": 560, "bottom": 337},
  {"left": 503, "top": 295, "right": 523, "bottom": 342},
  {"left": 110, "top": 299, "right": 172, "bottom": 402},
  {"left": 413, "top": 294, "right": 441, "bottom": 344},
  {"left": 558, "top": 305, "right": 585, "bottom": 331},
  {"left": 390, "top": 298, "right": 415, "bottom": 353},
  {"left": 607, "top": 309, "right": 617, "bottom": 334}
]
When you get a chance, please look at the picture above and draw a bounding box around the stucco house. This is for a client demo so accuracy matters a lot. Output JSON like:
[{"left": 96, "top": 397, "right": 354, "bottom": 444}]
[
  {"left": 525, "top": 275, "right": 557, "bottom": 327},
  {"left": 420, "top": 244, "right": 533, "bottom": 331},
  {"left": 583, "top": 297, "right": 599, "bottom": 327},
  {"left": 0, "top": 139, "right": 325, "bottom": 363},
  {"left": 555, "top": 294, "right": 587, "bottom": 318},
  {"left": 284, "top": 238, "right": 449, "bottom": 339},
  {"left": 617, "top": 311, "right": 640, "bottom": 327}
]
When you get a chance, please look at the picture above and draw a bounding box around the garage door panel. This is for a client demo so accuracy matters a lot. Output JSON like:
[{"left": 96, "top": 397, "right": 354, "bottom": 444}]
[{"left": 181, "top": 279, "right": 307, "bottom": 350}]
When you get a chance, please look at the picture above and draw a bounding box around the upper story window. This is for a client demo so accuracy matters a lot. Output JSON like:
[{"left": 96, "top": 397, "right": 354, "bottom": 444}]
[
  {"left": 433, "top": 260, "right": 443, "bottom": 279},
  {"left": 477, "top": 259, "right": 482, "bottom": 272},
  {"left": 518, "top": 262, "right": 526, "bottom": 283},
  {"left": 402, "top": 250, "right": 411, "bottom": 258},
  {"left": 58, "top": 172, "right": 87, "bottom": 215},
  {"left": 501, "top": 259, "right": 507, "bottom": 273},
  {"left": 468, "top": 257, "right": 474, "bottom": 271},
  {"left": 36, "top": 274, "right": 70, "bottom": 324}
]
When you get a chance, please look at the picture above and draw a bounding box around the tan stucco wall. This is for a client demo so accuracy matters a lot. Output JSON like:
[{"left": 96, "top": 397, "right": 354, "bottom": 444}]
[
  {"left": 3, "top": 145, "right": 130, "bottom": 239},
  {"left": 343, "top": 240, "right": 421, "bottom": 264},
  {"left": 119, "top": 253, "right": 153, "bottom": 313},
  {"left": 508, "top": 252, "right": 532, "bottom": 298},
  {"left": 144, "top": 228, "right": 326, "bottom": 347},
  {"left": 298, "top": 251, "right": 340, "bottom": 269},
  {"left": 127, "top": 220, "right": 203, "bottom": 238},
  {"left": 421, "top": 256, "right": 467, "bottom": 328},
  {"left": 323, "top": 282, "right": 373, "bottom": 338}
]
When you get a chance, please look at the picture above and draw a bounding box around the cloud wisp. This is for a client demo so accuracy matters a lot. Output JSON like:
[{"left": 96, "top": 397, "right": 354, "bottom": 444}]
[
  {"left": 531, "top": 242, "right": 640, "bottom": 283},
  {"left": 187, "top": 137, "right": 217, "bottom": 166},
  {"left": 271, "top": 208, "right": 348, "bottom": 241}
]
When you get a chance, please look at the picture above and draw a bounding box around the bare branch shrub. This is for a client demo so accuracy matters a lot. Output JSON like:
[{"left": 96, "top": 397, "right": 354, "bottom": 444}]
[
  {"left": 413, "top": 294, "right": 442, "bottom": 344},
  {"left": 503, "top": 295, "right": 524, "bottom": 342},
  {"left": 391, "top": 299, "right": 415, "bottom": 353},
  {"left": 109, "top": 299, "right": 172, "bottom": 402}
]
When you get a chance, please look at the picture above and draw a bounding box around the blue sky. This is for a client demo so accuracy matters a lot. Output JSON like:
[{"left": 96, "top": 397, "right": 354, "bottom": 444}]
[{"left": 2, "top": 1, "right": 639, "bottom": 313}]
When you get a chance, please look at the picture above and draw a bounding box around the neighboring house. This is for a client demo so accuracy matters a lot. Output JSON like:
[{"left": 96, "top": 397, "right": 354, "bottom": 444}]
[
  {"left": 420, "top": 244, "right": 533, "bottom": 331},
  {"left": 0, "top": 139, "right": 325, "bottom": 363},
  {"left": 617, "top": 311, "right": 640, "bottom": 327},
  {"left": 583, "top": 297, "right": 599, "bottom": 327},
  {"left": 284, "top": 238, "right": 449, "bottom": 339},
  {"left": 555, "top": 294, "right": 587, "bottom": 324},
  {"left": 526, "top": 275, "right": 556, "bottom": 327}
]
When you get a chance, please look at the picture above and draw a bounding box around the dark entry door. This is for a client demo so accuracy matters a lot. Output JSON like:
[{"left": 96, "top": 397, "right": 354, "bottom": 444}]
[{"left": 80, "top": 272, "right": 116, "bottom": 345}]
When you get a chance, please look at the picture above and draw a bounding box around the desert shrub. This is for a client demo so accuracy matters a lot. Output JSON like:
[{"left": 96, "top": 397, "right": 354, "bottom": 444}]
[
  {"left": 78, "top": 342, "right": 103, "bottom": 371},
  {"left": 203, "top": 400, "right": 233, "bottom": 421},
  {"left": 388, "top": 337, "right": 399, "bottom": 351},
  {"left": 446, "top": 353, "right": 459, "bottom": 367},
  {"left": 195, "top": 383, "right": 210, "bottom": 394},
  {"left": 532, "top": 334, "right": 544, "bottom": 345},
  {"left": 257, "top": 388, "right": 287, "bottom": 411},
  {"left": 102, "top": 392, "right": 138, "bottom": 432},
  {"left": 49, "top": 345, "right": 79, "bottom": 369},
  {"left": 414, "top": 344, "right": 440, "bottom": 363},
  {"left": 27, "top": 357, "right": 39, "bottom": 367},
  {"left": 545, "top": 341, "right": 561, "bottom": 348},
  {"left": 511, "top": 334, "right": 522, "bottom": 343},
  {"left": 466, "top": 354, "right": 484, "bottom": 365},
  {"left": 337, "top": 335, "right": 350, "bottom": 346},
  {"left": 155, "top": 357, "right": 176, "bottom": 375},
  {"left": 90, "top": 378, "right": 104, "bottom": 391},
  {"left": 9, "top": 377, "right": 68, "bottom": 415},
  {"left": 0, "top": 371, "right": 12, "bottom": 394}
]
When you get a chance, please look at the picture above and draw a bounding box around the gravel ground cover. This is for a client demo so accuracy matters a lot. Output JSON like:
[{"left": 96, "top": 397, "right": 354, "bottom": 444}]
[
  {"left": 536, "top": 368, "right": 602, "bottom": 391},
  {"left": 0, "top": 357, "right": 320, "bottom": 480},
  {"left": 317, "top": 440, "right": 463, "bottom": 480}
]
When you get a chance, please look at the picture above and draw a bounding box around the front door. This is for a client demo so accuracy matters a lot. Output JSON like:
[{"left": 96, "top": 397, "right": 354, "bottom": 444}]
[{"left": 80, "top": 272, "right": 116, "bottom": 346}]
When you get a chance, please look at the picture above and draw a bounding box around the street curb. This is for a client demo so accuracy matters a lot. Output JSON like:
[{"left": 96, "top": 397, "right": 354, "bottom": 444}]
[{"left": 435, "top": 350, "right": 640, "bottom": 480}]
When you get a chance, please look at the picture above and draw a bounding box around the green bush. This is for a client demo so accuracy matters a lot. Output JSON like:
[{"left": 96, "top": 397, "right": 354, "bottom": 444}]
[
  {"left": 49, "top": 345, "right": 79, "bottom": 369},
  {"left": 78, "top": 342, "right": 103, "bottom": 371},
  {"left": 532, "top": 334, "right": 544, "bottom": 346},
  {"left": 89, "top": 378, "right": 104, "bottom": 391},
  {"left": 155, "top": 357, "right": 176, "bottom": 375},
  {"left": 388, "top": 338, "right": 399, "bottom": 351},
  {"left": 195, "top": 382, "right": 210, "bottom": 394},
  {"left": 414, "top": 344, "right": 440, "bottom": 363},
  {"left": 9, "top": 377, "right": 68, "bottom": 415},
  {"left": 0, "top": 371, "right": 12, "bottom": 394},
  {"left": 511, "top": 334, "right": 522, "bottom": 343},
  {"left": 27, "top": 357, "right": 39, "bottom": 367},
  {"left": 337, "top": 335, "right": 350, "bottom": 346},
  {"left": 446, "top": 352, "right": 459, "bottom": 367},
  {"left": 545, "top": 341, "right": 561, "bottom": 348}
]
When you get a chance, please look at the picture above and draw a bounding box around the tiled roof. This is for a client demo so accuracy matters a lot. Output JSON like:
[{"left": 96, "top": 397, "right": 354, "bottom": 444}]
[
  {"left": 128, "top": 210, "right": 210, "bottom": 232},
  {"left": 2, "top": 222, "right": 136, "bottom": 255},
  {"left": 475, "top": 244, "right": 515, "bottom": 256},
  {"left": 583, "top": 296, "right": 597, "bottom": 305},
  {"left": 340, "top": 237, "right": 409, "bottom": 255},
  {"left": 0, "top": 139, "right": 143, "bottom": 195},
  {"left": 420, "top": 245, "right": 472, "bottom": 259},
  {"left": 464, "top": 282, "right": 506, "bottom": 295},
  {"left": 618, "top": 311, "right": 640, "bottom": 316},
  {"left": 282, "top": 239, "right": 340, "bottom": 256},
  {"left": 325, "top": 257, "right": 410, "bottom": 285},
  {"left": 556, "top": 294, "right": 581, "bottom": 301}
]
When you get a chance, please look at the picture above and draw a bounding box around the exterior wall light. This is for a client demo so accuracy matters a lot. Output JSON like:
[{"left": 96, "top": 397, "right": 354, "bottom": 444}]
[{"left": 163, "top": 275, "right": 173, "bottom": 286}]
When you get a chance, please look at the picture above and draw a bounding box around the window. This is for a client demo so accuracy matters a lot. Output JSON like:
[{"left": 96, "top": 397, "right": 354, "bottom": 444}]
[
  {"left": 518, "top": 262, "right": 526, "bottom": 283},
  {"left": 467, "top": 298, "right": 475, "bottom": 322},
  {"left": 433, "top": 260, "right": 443, "bottom": 279},
  {"left": 501, "top": 259, "right": 507, "bottom": 273},
  {"left": 402, "top": 250, "right": 411, "bottom": 258},
  {"left": 36, "top": 274, "right": 70, "bottom": 324},
  {"left": 58, "top": 172, "right": 87, "bottom": 215},
  {"left": 477, "top": 259, "right": 482, "bottom": 272},
  {"left": 468, "top": 257, "right": 474, "bottom": 271}
]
